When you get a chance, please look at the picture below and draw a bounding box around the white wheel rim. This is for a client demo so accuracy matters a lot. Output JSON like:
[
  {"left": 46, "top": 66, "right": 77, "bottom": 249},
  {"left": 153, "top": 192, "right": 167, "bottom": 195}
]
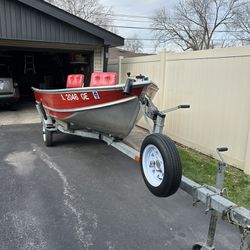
[
  {"left": 142, "top": 144, "right": 164, "bottom": 187},
  {"left": 42, "top": 125, "right": 46, "bottom": 142}
]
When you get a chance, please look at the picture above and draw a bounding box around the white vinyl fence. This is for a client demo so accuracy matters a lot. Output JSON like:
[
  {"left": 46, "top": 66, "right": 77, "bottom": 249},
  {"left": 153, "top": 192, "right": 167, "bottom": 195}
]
[{"left": 108, "top": 46, "right": 250, "bottom": 175}]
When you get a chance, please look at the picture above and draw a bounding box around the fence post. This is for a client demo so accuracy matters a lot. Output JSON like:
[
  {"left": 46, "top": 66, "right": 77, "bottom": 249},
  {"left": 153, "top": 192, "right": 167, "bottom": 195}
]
[
  {"left": 244, "top": 126, "right": 250, "bottom": 175},
  {"left": 160, "top": 50, "right": 166, "bottom": 87},
  {"left": 118, "top": 56, "right": 124, "bottom": 84},
  {"left": 159, "top": 50, "right": 167, "bottom": 111}
]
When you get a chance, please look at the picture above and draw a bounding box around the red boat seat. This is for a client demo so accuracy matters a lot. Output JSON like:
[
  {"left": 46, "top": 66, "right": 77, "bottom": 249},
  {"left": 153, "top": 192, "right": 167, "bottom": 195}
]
[
  {"left": 67, "top": 74, "right": 85, "bottom": 88},
  {"left": 90, "top": 72, "right": 117, "bottom": 87}
]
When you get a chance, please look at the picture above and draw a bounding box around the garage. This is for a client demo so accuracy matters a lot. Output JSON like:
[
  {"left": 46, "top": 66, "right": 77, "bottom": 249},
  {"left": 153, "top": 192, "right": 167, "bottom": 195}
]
[
  {"left": 0, "top": 0, "right": 123, "bottom": 105},
  {"left": 0, "top": 50, "right": 95, "bottom": 97}
]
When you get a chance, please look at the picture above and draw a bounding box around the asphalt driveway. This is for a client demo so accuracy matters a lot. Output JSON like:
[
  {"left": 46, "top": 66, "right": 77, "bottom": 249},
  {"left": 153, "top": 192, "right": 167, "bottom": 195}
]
[{"left": 0, "top": 124, "right": 240, "bottom": 250}]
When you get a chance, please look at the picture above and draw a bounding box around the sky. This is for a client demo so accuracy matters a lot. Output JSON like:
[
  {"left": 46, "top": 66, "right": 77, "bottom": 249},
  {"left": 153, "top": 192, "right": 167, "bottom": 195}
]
[{"left": 100, "top": 0, "right": 175, "bottom": 53}]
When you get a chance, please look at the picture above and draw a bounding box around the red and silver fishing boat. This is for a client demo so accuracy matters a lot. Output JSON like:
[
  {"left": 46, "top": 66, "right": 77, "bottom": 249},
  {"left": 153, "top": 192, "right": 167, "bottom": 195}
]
[{"left": 33, "top": 72, "right": 158, "bottom": 139}]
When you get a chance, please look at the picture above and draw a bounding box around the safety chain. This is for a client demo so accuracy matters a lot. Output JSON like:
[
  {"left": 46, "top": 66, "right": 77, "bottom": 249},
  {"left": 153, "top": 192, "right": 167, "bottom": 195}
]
[
  {"left": 223, "top": 205, "right": 244, "bottom": 227},
  {"left": 222, "top": 206, "right": 250, "bottom": 250}
]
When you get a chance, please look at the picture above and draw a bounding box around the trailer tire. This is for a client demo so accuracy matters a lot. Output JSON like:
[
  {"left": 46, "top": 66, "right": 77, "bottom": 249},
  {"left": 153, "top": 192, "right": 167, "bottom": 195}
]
[
  {"left": 140, "top": 133, "right": 182, "bottom": 197},
  {"left": 43, "top": 126, "right": 53, "bottom": 147}
]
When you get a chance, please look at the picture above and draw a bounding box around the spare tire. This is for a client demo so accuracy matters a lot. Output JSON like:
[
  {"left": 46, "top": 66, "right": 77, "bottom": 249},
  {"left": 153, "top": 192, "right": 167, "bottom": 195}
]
[{"left": 140, "top": 133, "right": 182, "bottom": 197}]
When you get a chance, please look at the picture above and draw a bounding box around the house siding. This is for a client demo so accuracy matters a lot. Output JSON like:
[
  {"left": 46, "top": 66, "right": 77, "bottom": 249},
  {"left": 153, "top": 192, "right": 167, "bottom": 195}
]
[{"left": 0, "top": 0, "right": 103, "bottom": 46}]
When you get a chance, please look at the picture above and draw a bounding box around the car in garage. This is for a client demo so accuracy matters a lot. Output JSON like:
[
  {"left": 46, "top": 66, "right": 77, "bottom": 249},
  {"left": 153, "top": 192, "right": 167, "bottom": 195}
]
[{"left": 0, "top": 62, "right": 20, "bottom": 108}]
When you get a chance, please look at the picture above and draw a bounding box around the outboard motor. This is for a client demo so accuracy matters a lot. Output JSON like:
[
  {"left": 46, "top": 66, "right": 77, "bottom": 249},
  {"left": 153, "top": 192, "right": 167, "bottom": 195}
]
[{"left": 124, "top": 78, "right": 134, "bottom": 95}]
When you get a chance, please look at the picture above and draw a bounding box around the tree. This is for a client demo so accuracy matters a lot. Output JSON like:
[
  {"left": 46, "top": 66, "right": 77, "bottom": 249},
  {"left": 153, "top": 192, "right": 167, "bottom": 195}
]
[
  {"left": 232, "top": 1, "right": 250, "bottom": 45},
  {"left": 124, "top": 35, "right": 144, "bottom": 53},
  {"left": 45, "top": 0, "right": 114, "bottom": 30},
  {"left": 151, "top": 0, "right": 245, "bottom": 51}
]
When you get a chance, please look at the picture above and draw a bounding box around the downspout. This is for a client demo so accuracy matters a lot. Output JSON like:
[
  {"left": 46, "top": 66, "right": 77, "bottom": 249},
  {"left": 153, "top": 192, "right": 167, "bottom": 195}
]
[{"left": 103, "top": 45, "right": 109, "bottom": 72}]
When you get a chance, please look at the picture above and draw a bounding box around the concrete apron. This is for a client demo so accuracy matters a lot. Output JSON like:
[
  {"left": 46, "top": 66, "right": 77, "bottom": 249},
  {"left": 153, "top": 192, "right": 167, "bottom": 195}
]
[
  {"left": 0, "top": 101, "right": 149, "bottom": 150},
  {"left": 0, "top": 101, "right": 40, "bottom": 126}
]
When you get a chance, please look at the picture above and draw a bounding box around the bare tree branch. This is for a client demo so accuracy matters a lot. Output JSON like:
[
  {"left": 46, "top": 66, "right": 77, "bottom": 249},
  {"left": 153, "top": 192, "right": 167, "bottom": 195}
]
[
  {"left": 232, "top": 1, "right": 250, "bottom": 45},
  {"left": 44, "top": 0, "right": 115, "bottom": 32},
  {"left": 124, "top": 35, "right": 144, "bottom": 53},
  {"left": 151, "top": 0, "right": 244, "bottom": 51}
]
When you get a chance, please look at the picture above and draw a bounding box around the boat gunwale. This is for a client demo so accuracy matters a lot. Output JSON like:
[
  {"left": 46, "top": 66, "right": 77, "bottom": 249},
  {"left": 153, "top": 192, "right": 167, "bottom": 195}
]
[{"left": 32, "top": 81, "right": 153, "bottom": 94}]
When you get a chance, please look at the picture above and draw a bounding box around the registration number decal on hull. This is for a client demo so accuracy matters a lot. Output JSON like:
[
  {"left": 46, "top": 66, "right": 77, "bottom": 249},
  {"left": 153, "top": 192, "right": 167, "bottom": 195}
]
[
  {"left": 92, "top": 91, "right": 100, "bottom": 100},
  {"left": 61, "top": 93, "right": 90, "bottom": 101}
]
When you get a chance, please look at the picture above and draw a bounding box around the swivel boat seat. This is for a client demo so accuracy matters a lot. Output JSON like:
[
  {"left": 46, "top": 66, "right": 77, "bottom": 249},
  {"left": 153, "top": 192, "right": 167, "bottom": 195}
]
[
  {"left": 66, "top": 74, "right": 85, "bottom": 88},
  {"left": 90, "top": 72, "right": 117, "bottom": 87}
]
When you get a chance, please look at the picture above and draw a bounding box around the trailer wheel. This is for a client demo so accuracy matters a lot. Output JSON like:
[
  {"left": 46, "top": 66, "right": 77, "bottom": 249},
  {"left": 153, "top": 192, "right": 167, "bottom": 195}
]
[
  {"left": 42, "top": 126, "right": 53, "bottom": 147},
  {"left": 140, "top": 133, "right": 182, "bottom": 197}
]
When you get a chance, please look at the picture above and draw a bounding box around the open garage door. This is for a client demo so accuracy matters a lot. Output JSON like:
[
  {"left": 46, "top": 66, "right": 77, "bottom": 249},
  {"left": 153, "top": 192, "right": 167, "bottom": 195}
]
[{"left": 0, "top": 48, "right": 94, "bottom": 99}]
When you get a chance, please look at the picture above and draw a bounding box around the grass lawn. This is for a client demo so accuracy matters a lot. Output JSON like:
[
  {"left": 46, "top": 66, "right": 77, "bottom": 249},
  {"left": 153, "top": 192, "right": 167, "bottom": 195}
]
[{"left": 178, "top": 146, "right": 250, "bottom": 210}]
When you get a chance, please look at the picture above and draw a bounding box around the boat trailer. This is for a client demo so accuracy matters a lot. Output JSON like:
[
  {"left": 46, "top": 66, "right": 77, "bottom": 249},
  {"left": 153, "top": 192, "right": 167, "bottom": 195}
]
[{"left": 36, "top": 100, "right": 250, "bottom": 250}]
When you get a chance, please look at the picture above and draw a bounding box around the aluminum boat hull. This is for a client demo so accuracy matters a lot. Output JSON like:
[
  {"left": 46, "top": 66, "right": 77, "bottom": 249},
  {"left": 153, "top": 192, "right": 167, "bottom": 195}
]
[{"left": 63, "top": 96, "right": 140, "bottom": 138}]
